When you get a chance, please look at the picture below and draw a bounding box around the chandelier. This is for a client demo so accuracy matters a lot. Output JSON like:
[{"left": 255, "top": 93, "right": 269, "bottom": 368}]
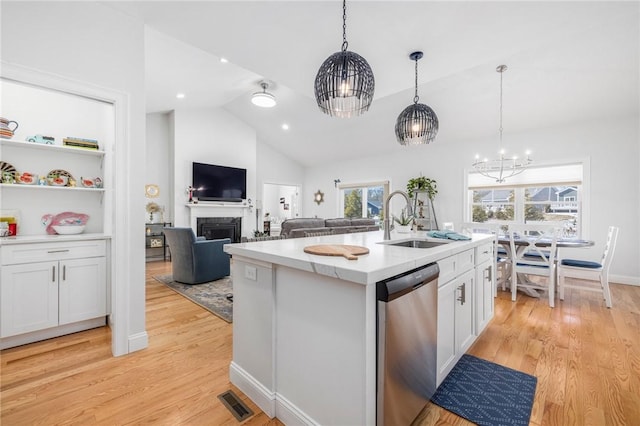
[
  {"left": 472, "top": 65, "right": 531, "bottom": 183},
  {"left": 314, "top": 0, "right": 375, "bottom": 118},
  {"left": 395, "top": 51, "right": 438, "bottom": 145}
]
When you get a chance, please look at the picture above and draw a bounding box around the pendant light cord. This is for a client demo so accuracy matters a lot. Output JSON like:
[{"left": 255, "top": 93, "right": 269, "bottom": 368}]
[
  {"left": 414, "top": 58, "right": 420, "bottom": 104},
  {"left": 341, "top": 0, "right": 348, "bottom": 52},
  {"left": 499, "top": 67, "right": 504, "bottom": 145}
]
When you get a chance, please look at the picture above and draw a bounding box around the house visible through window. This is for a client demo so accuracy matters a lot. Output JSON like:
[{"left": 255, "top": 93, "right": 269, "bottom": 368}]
[
  {"left": 467, "top": 162, "right": 586, "bottom": 237},
  {"left": 338, "top": 181, "right": 389, "bottom": 220}
]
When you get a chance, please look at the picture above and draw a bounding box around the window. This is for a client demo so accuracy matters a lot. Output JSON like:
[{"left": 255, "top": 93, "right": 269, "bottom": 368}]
[
  {"left": 467, "top": 162, "right": 586, "bottom": 237},
  {"left": 338, "top": 181, "right": 389, "bottom": 220}
]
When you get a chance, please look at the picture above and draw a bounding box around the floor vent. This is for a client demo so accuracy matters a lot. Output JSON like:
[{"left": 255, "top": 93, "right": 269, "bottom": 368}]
[{"left": 218, "top": 390, "right": 254, "bottom": 422}]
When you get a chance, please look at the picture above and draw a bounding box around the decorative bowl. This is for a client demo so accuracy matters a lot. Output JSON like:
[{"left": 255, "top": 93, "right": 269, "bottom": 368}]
[
  {"left": 16, "top": 172, "right": 38, "bottom": 185},
  {"left": 48, "top": 175, "right": 69, "bottom": 186},
  {"left": 52, "top": 225, "right": 85, "bottom": 235}
]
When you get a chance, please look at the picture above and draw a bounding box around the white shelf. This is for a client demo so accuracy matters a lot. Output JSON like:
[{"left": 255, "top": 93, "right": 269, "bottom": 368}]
[
  {"left": 0, "top": 138, "right": 105, "bottom": 157},
  {"left": 0, "top": 183, "right": 105, "bottom": 192}
]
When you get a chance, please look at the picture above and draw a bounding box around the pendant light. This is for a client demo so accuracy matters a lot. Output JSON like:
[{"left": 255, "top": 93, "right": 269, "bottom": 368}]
[
  {"left": 395, "top": 51, "right": 439, "bottom": 145},
  {"left": 251, "top": 81, "right": 276, "bottom": 108},
  {"left": 472, "top": 65, "right": 532, "bottom": 183},
  {"left": 314, "top": 0, "right": 375, "bottom": 118}
]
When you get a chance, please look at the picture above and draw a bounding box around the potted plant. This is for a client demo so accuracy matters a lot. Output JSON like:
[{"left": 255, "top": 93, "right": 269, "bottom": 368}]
[
  {"left": 406, "top": 176, "right": 438, "bottom": 200},
  {"left": 393, "top": 208, "right": 414, "bottom": 233}
]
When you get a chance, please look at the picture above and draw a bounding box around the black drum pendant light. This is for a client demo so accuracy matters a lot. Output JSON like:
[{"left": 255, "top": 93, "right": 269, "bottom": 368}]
[
  {"left": 395, "top": 51, "right": 439, "bottom": 145},
  {"left": 314, "top": 0, "right": 375, "bottom": 118}
]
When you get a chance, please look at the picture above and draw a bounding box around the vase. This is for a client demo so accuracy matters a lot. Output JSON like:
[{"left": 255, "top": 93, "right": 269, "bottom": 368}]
[{"left": 396, "top": 225, "right": 412, "bottom": 233}]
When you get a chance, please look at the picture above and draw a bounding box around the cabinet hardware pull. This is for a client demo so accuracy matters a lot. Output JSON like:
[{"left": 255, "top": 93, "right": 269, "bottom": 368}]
[
  {"left": 488, "top": 266, "right": 492, "bottom": 282},
  {"left": 63, "top": 265, "right": 66, "bottom": 281},
  {"left": 52, "top": 265, "right": 56, "bottom": 282},
  {"left": 457, "top": 283, "right": 466, "bottom": 304},
  {"left": 48, "top": 249, "right": 70, "bottom": 254}
]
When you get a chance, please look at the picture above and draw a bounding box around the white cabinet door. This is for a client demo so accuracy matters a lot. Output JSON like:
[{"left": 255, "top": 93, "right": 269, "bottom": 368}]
[
  {"left": 475, "top": 259, "right": 495, "bottom": 335},
  {"left": 1, "top": 261, "right": 58, "bottom": 338},
  {"left": 455, "top": 270, "right": 475, "bottom": 355},
  {"left": 59, "top": 257, "right": 106, "bottom": 325},
  {"left": 437, "top": 279, "right": 457, "bottom": 385}
]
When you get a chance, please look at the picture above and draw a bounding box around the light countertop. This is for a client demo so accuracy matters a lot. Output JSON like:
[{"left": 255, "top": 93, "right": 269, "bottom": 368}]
[{"left": 224, "top": 230, "right": 493, "bottom": 285}]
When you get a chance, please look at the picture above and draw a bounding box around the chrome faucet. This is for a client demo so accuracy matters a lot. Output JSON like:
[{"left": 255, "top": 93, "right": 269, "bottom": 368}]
[{"left": 383, "top": 190, "right": 414, "bottom": 240}]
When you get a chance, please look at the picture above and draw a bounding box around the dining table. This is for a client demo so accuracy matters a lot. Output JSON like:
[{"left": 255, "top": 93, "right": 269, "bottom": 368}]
[{"left": 496, "top": 235, "right": 595, "bottom": 297}]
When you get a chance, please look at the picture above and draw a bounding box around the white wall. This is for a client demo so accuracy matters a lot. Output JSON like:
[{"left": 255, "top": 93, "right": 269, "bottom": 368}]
[
  {"left": 304, "top": 116, "right": 639, "bottom": 283},
  {"left": 145, "top": 113, "right": 172, "bottom": 222},
  {"left": 256, "top": 139, "right": 305, "bottom": 208},
  {"left": 171, "top": 107, "right": 257, "bottom": 236},
  {"left": 2, "top": 1, "right": 147, "bottom": 353}
]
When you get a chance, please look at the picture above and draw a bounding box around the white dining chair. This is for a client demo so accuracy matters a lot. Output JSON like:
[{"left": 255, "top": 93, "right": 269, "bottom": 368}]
[
  {"left": 508, "top": 223, "right": 562, "bottom": 307},
  {"left": 458, "top": 222, "right": 510, "bottom": 293},
  {"left": 558, "top": 226, "right": 619, "bottom": 308}
]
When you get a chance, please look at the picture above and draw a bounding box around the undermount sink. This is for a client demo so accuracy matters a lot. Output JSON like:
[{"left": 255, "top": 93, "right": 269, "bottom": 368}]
[{"left": 382, "top": 239, "right": 449, "bottom": 249}]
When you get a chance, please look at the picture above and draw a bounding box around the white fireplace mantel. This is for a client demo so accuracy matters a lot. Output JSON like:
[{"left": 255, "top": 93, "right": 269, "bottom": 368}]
[{"left": 186, "top": 202, "right": 253, "bottom": 238}]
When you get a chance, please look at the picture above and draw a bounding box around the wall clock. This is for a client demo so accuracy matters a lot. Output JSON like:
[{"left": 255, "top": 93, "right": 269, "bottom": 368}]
[
  {"left": 145, "top": 184, "right": 160, "bottom": 198},
  {"left": 314, "top": 190, "right": 324, "bottom": 205}
]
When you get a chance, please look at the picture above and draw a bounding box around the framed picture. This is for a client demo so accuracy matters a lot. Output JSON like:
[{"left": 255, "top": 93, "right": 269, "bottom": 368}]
[{"left": 150, "top": 238, "right": 163, "bottom": 248}]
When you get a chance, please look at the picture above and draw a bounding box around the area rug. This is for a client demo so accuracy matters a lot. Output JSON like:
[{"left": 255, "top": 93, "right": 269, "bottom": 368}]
[
  {"left": 153, "top": 274, "right": 233, "bottom": 323},
  {"left": 431, "top": 354, "right": 537, "bottom": 426}
]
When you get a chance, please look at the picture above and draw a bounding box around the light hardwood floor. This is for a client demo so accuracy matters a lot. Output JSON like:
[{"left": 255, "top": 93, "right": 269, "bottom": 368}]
[{"left": 2, "top": 261, "right": 639, "bottom": 425}]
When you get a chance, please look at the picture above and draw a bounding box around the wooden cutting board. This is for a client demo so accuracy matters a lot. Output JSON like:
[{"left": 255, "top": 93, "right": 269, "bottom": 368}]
[{"left": 303, "top": 244, "right": 369, "bottom": 260}]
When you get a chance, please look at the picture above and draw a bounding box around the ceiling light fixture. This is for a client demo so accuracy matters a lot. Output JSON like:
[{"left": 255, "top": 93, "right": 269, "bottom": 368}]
[
  {"left": 395, "top": 51, "right": 439, "bottom": 145},
  {"left": 220, "top": 57, "right": 228, "bottom": 63},
  {"left": 281, "top": 123, "right": 289, "bottom": 130},
  {"left": 251, "top": 81, "right": 276, "bottom": 108},
  {"left": 314, "top": 0, "right": 375, "bottom": 118},
  {"left": 472, "top": 65, "right": 532, "bottom": 183},
  {"left": 176, "top": 93, "right": 185, "bottom": 99}
]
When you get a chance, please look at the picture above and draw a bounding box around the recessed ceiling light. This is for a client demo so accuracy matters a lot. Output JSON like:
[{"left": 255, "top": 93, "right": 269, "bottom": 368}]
[
  {"left": 220, "top": 57, "right": 228, "bottom": 63},
  {"left": 281, "top": 123, "right": 289, "bottom": 130},
  {"left": 176, "top": 93, "right": 185, "bottom": 99}
]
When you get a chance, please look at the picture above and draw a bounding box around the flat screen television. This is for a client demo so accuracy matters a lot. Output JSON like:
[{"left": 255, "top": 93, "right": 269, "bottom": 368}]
[{"left": 192, "top": 162, "right": 247, "bottom": 202}]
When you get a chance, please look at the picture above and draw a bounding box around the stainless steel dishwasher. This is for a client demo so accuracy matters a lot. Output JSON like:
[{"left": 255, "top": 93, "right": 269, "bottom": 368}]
[{"left": 376, "top": 262, "right": 439, "bottom": 426}]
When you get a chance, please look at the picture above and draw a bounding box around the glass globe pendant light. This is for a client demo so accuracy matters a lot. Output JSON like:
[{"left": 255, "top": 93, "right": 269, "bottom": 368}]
[
  {"left": 314, "top": 0, "right": 375, "bottom": 118},
  {"left": 395, "top": 51, "right": 439, "bottom": 145}
]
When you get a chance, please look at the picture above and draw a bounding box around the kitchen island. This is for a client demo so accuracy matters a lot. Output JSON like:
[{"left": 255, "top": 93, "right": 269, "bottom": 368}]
[{"left": 224, "top": 230, "right": 495, "bottom": 425}]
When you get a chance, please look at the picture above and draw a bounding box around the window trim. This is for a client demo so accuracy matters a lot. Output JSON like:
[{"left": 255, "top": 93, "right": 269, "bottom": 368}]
[
  {"left": 464, "top": 158, "right": 591, "bottom": 239},
  {"left": 337, "top": 180, "right": 389, "bottom": 219}
]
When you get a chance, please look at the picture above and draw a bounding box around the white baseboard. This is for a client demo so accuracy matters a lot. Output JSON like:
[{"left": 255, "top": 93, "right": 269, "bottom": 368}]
[
  {"left": 611, "top": 274, "right": 639, "bottom": 286},
  {"left": 229, "top": 361, "right": 276, "bottom": 417},
  {"left": 128, "top": 331, "right": 149, "bottom": 352},
  {"left": 0, "top": 317, "right": 106, "bottom": 350},
  {"left": 275, "top": 393, "right": 320, "bottom": 426}
]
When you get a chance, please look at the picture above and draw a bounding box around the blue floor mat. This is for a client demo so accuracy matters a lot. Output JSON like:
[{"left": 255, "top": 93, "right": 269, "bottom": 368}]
[{"left": 431, "top": 354, "right": 537, "bottom": 426}]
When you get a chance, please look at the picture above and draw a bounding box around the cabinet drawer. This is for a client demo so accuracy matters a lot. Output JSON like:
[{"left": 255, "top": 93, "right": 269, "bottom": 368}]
[
  {"left": 475, "top": 242, "right": 494, "bottom": 265},
  {"left": 457, "top": 249, "right": 475, "bottom": 274},
  {"left": 1, "top": 240, "right": 106, "bottom": 265},
  {"left": 437, "top": 249, "right": 475, "bottom": 286},
  {"left": 437, "top": 255, "right": 457, "bottom": 286}
]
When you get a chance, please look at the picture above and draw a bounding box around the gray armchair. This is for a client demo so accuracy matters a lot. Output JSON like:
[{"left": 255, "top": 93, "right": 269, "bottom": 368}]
[{"left": 163, "top": 227, "right": 231, "bottom": 284}]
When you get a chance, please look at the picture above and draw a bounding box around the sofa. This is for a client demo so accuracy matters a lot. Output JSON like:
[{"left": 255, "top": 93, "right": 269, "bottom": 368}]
[{"left": 280, "top": 218, "right": 379, "bottom": 238}]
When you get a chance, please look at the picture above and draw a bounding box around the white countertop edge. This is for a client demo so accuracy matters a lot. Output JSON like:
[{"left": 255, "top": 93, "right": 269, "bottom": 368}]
[
  {"left": 0, "top": 233, "right": 111, "bottom": 245},
  {"left": 225, "top": 231, "right": 493, "bottom": 285}
]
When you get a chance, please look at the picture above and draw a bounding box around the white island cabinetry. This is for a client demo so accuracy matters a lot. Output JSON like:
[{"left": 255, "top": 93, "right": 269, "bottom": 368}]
[{"left": 225, "top": 231, "right": 495, "bottom": 425}]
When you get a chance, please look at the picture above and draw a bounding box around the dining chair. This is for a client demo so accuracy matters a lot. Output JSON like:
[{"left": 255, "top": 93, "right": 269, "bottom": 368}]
[
  {"left": 458, "top": 222, "right": 510, "bottom": 293},
  {"left": 507, "top": 223, "right": 562, "bottom": 307},
  {"left": 558, "top": 225, "right": 619, "bottom": 308}
]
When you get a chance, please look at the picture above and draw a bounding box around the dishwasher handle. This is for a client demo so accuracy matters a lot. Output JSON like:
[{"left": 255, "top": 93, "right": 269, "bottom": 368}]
[{"left": 377, "top": 263, "right": 439, "bottom": 302}]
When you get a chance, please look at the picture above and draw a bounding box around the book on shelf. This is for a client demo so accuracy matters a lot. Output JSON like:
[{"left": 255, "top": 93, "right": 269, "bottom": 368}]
[
  {"left": 64, "top": 136, "right": 99, "bottom": 144},
  {"left": 63, "top": 141, "right": 99, "bottom": 150}
]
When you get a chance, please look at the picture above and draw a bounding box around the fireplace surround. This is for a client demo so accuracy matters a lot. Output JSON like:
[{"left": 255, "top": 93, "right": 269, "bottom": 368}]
[{"left": 197, "top": 217, "right": 242, "bottom": 243}]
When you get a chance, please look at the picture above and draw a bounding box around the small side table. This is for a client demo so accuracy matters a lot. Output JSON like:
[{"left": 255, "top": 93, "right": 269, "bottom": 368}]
[{"left": 145, "top": 222, "right": 172, "bottom": 261}]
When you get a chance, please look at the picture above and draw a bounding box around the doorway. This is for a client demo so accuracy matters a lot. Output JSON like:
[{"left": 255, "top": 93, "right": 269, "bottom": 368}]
[{"left": 262, "top": 183, "right": 301, "bottom": 236}]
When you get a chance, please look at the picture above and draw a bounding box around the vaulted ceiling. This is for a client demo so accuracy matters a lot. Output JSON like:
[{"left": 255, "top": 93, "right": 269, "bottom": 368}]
[{"left": 106, "top": 1, "right": 639, "bottom": 167}]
